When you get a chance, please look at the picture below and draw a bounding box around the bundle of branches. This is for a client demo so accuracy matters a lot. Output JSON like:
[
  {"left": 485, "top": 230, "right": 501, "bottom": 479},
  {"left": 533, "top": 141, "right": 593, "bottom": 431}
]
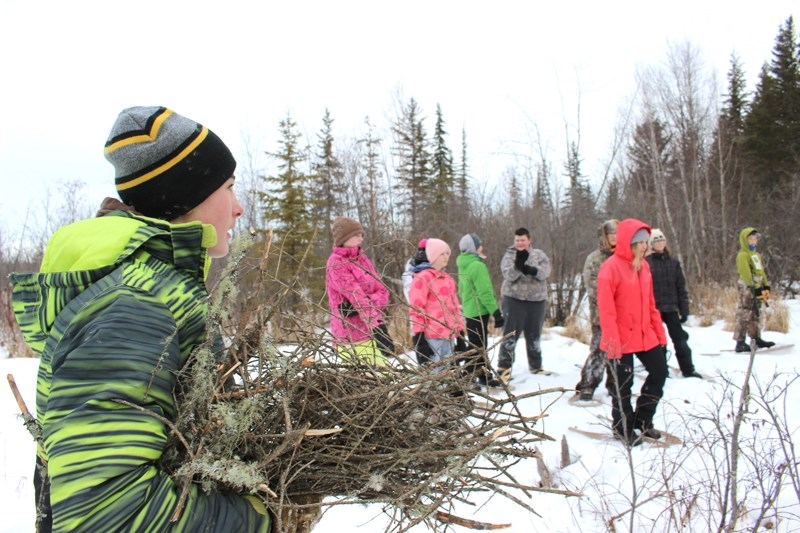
[{"left": 159, "top": 236, "right": 573, "bottom": 532}]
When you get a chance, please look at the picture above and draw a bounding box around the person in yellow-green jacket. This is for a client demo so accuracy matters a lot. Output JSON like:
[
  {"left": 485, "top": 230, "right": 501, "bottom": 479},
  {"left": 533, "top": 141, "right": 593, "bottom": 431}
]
[
  {"left": 11, "top": 107, "right": 271, "bottom": 532},
  {"left": 733, "top": 227, "right": 775, "bottom": 352}
]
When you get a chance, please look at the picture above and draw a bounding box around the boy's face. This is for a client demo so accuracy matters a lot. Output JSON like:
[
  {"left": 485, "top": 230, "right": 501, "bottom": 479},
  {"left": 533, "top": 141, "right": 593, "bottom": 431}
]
[
  {"left": 173, "top": 176, "right": 243, "bottom": 258},
  {"left": 514, "top": 234, "right": 531, "bottom": 251},
  {"left": 747, "top": 234, "right": 759, "bottom": 247}
]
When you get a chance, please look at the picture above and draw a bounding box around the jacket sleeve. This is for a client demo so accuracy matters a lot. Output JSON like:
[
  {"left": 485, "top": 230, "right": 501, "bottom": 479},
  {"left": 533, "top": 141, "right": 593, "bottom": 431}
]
[
  {"left": 596, "top": 265, "right": 622, "bottom": 359},
  {"left": 43, "top": 289, "right": 269, "bottom": 532},
  {"left": 329, "top": 259, "right": 382, "bottom": 329},
  {"left": 647, "top": 276, "right": 668, "bottom": 346},
  {"left": 473, "top": 262, "right": 499, "bottom": 315},
  {"left": 736, "top": 251, "right": 754, "bottom": 286},
  {"left": 675, "top": 258, "right": 690, "bottom": 317},
  {"left": 408, "top": 274, "right": 429, "bottom": 335},
  {"left": 500, "top": 250, "right": 521, "bottom": 283}
]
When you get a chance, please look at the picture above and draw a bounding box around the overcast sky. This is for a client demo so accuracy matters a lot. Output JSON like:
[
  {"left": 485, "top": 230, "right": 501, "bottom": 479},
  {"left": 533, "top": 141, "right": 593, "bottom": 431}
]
[{"left": 0, "top": 1, "right": 796, "bottom": 241}]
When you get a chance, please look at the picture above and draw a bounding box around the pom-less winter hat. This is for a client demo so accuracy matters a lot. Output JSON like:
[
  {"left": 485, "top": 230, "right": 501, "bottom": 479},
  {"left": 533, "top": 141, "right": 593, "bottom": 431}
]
[
  {"left": 631, "top": 228, "right": 650, "bottom": 244},
  {"left": 425, "top": 238, "right": 451, "bottom": 265},
  {"left": 459, "top": 233, "right": 482, "bottom": 254},
  {"left": 104, "top": 106, "right": 236, "bottom": 220},
  {"left": 331, "top": 216, "right": 364, "bottom": 247},
  {"left": 649, "top": 228, "right": 666, "bottom": 246}
]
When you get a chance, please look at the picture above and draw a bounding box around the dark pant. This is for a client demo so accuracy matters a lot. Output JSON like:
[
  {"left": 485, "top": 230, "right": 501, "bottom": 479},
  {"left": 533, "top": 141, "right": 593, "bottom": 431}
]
[
  {"left": 371, "top": 322, "right": 396, "bottom": 359},
  {"left": 412, "top": 331, "right": 433, "bottom": 365},
  {"left": 660, "top": 311, "right": 695, "bottom": 375},
  {"left": 576, "top": 324, "right": 614, "bottom": 393},
  {"left": 463, "top": 314, "right": 494, "bottom": 377},
  {"left": 608, "top": 347, "right": 668, "bottom": 438},
  {"left": 498, "top": 297, "right": 546, "bottom": 371},
  {"left": 34, "top": 456, "right": 51, "bottom": 533}
]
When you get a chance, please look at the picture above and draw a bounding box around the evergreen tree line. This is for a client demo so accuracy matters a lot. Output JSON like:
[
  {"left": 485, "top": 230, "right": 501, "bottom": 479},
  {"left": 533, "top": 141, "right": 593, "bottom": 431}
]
[
  {"left": 2, "top": 18, "right": 797, "bottom": 333},
  {"left": 236, "top": 17, "right": 799, "bottom": 327}
]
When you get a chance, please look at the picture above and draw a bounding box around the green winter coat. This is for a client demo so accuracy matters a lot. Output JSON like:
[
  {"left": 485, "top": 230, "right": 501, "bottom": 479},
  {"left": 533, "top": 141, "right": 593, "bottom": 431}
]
[
  {"left": 736, "top": 226, "right": 769, "bottom": 289},
  {"left": 11, "top": 211, "right": 269, "bottom": 532},
  {"left": 456, "top": 252, "right": 498, "bottom": 318}
]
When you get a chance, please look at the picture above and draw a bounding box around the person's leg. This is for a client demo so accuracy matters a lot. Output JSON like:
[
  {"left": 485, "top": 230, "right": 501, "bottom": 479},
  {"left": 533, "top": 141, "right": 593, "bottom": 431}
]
[
  {"left": 608, "top": 355, "right": 635, "bottom": 440},
  {"left": 466, "top": 314, "right": 496, "bottom": 380},
  {"left": 733, "top": 283, "right": 755, "bottom": 347},
  {"left": 371, "top": 322, "right": 395, "bottom": 359},
  {"left": 633, "top": 346, "right": 668, "bottom": 434},
  {"left": 497, "top": 297, "right": 523, "bottom": 376},
  {"left": 576, "top": 324, "right": 607, "bottom": 397},
  {"left": 426, "top": 338, "right": 452, "bottom": 373},
  {"left": 412, "top": 332, "right": 433, "bottom": 365},
  {"left": 523, "top": 300, "right": 546, "bottom": 371},
  {"left": 661, "top": 311, "right": 695, "bottom": 375}
]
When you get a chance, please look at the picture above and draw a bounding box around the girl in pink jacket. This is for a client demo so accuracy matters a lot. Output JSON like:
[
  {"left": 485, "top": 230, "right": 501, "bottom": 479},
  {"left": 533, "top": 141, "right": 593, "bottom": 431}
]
[
  {"left": 597, "top": 218, "right": 668, "bottom": 447},
  {"left": 408, "top": 239, "right": 465, "bottom": 368},
  {"left": 325, "top": 217, "right": 393, "bottom": 365}
]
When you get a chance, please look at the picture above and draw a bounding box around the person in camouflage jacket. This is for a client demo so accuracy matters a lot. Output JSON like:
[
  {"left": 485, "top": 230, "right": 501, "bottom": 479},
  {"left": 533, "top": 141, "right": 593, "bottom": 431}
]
[
  {"left": 733, "top": 227, "right": 775, "bottom": 352},
  {"left": 11, "top": 107, "right": 270, "bottom": 532},
  {"left": 574, "top": 220, "right": 618, "bottom": 400}
]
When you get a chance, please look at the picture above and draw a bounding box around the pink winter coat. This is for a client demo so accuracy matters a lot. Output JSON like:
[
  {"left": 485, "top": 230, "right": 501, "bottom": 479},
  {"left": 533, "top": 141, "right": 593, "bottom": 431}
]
[
  {"left": 408, "top": 267, "right": 464, "bottom": 339},
  {"left": 597, "top": 218, "right": 667, "bottom": 359},
  {"left": 326, "top": 246, "right": 389, "bottom": 345}
]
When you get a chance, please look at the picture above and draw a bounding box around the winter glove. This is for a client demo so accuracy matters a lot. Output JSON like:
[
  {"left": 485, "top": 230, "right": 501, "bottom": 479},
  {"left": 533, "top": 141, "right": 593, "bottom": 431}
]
[
  {"left": 492, "top": 309, "right": 505, "bottom": 329},
  {"left": 521, "top": 264, "right": 538, "bottom": 277},
  {"left": 338, "top": 299, "right": 358, "bottom": 318},
  {"left": 514, "top": 249, "right": 529, "bottom": 271},
  {"left": 679, "top": 314, "right": 688, "bottom": 324}
]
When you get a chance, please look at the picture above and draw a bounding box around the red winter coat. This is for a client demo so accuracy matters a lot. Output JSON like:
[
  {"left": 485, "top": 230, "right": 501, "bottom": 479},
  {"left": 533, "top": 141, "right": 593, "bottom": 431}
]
[
  {"left": 408, "top": 267, "right": 464, "bottom": 339},
  {"left": 597, "top": 219, "right": 666, "bottom": 358},
  {"left": 326, "top": 246, "right": 389, "bottom": 345}
]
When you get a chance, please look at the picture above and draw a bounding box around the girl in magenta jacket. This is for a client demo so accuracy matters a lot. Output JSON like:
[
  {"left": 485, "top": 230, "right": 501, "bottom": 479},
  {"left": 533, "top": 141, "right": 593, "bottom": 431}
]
[
  {"left": 408, "top": 239, "right": 465, "bottom": 367},
  {"left": 326, "top": 217, "right": 392, "bottom": 365},
  {"left": 597, "top": 218, "right": 668, "bottom": 446}
]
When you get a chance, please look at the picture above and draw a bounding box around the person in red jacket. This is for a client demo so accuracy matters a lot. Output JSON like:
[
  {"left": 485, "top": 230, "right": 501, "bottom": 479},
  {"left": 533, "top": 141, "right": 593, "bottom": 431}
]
[{"left": 597, "top": 219, "right": 668, "bottom": 447}]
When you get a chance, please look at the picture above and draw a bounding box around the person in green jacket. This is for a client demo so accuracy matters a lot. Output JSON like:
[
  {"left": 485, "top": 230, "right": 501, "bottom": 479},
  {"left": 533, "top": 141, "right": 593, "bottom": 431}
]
[
  {"left": 456, "top": 234, "right": 504, "bottom": 388},
  {"left": 12, "top": 107, "right": 271, "bottom": 532},
  {"left": 733, "top": 227, "right": 775, "bottom": 352}
]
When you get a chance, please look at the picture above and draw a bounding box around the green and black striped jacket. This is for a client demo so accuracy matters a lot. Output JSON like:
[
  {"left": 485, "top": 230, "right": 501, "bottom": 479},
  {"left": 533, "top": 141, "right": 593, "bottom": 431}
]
[{"left": 12, "top": 211, "right": 269, "bottom": 532}]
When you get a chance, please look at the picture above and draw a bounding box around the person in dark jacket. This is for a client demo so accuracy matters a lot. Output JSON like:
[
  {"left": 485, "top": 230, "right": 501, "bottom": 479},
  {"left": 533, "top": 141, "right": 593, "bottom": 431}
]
[
  {"left": 645, "top": 229, "right": 702, "bottom": 379},
  {"left": 597, "top": 219, "right": 668, "bottom": 447},
  {"left": 12, "top": 107, "right": 270, "bottom": 532}
]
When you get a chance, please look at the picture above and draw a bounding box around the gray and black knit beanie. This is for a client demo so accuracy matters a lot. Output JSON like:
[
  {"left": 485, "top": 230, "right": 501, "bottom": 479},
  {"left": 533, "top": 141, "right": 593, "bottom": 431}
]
[
  {"left": 459, "top": 233, "right": 482, "bottom": 254},
  {"left": 104, "top": 106, "right": 236, "bottom": 220}
]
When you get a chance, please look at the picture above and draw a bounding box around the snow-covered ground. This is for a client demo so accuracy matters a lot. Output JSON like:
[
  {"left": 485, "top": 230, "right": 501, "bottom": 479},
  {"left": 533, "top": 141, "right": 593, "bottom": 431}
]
[{"left": 2, "top": 302, "right": 799, "bottom": 532}]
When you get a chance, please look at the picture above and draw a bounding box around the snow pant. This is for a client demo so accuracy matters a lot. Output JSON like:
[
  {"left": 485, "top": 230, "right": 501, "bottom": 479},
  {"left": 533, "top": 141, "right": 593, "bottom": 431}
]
[
  {"left": 575, "top": 324, "right": 613, "bottom": 394},
  {"left": 660, "top": 311, "right": 696, "bottom": 375},
  {"left": 34, "top": 455, "right": 52, "bottom": 533},
  {"left": 497, "top": 297, "right": 547, "bottom": 371},
  {"left": 608, "top": 346, "right": 668, "bottom": 439},
  {"left": 412, "top": 331, "right": 434, "bottom": 365},
  {"left": 337, "top": 339, "right": 387, "bottom": 366},
  {"left": 463, "top": 314, "right": 495, "bottom": 379},
  {"left": 733, "top": 282, "right": 761, "bottom": 341}
]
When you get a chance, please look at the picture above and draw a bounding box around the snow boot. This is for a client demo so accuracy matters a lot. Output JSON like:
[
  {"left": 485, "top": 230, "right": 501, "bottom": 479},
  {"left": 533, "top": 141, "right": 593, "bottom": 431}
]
[
  {"left": 683, "top": 370, "right": 703, "bottom": 379},
  {"left": 614, "top": 428, "right": 642, "bottom": 448},
  {"left": 755, "top": 338, "right": 775, "bottom": 349},
  {"left": 477, "top": 374, "right": 503, "bottom": 388},
  {"left": 577, "top": 389, "right": 594, "bottom": 401},
  {"left": 734, "top": 340, "right": 750, "bottom": 353},
  {"left": 635, "top": 419, "right": 662, "bottom": 440}
]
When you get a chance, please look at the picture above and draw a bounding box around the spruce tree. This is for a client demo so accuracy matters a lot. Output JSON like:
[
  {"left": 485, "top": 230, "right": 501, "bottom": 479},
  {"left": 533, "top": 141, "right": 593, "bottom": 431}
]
[
  {"left": 391, "top": 98, "right": 431, "bottom": 234},
  {"left": 311, "top": 109, "right": 346, "bottom": 250},
  {"left": 430, "top": 104, "right": 455, "bottom": 236}
]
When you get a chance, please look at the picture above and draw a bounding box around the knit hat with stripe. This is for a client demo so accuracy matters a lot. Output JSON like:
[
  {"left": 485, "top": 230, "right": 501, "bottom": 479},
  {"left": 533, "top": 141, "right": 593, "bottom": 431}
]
[{"left": 104, "top": 106, "right": 236, "bottom": 220}]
